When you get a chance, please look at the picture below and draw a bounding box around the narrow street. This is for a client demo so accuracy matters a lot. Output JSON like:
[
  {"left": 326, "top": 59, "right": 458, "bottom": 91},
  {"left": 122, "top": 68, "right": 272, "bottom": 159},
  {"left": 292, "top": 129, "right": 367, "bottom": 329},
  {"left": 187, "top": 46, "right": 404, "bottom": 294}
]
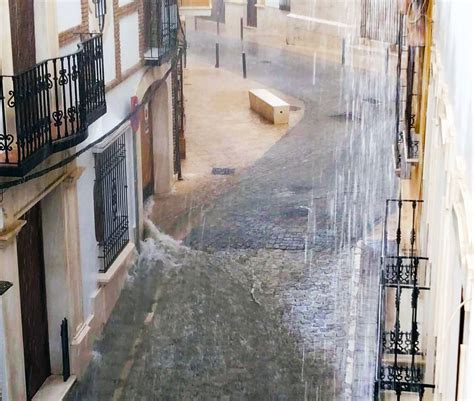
[
  {"left": 67, "top": 27, "right": 394, "bottom": 401},
  {"left": 1, "top": 2, "right": 471, "bottom": 401}
]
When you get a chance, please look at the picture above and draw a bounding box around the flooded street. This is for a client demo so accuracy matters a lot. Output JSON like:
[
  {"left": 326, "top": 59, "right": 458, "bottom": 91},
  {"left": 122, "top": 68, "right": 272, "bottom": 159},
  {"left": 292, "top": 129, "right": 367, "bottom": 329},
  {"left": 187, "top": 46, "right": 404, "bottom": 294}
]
[{"left": 67, "top": 25, "right": 395, "bottom": 401}]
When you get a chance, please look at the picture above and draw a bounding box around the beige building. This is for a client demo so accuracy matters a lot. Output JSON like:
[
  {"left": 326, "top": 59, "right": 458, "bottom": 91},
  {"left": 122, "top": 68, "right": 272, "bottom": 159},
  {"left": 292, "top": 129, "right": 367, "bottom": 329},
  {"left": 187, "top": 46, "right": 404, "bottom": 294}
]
[{"left": 376, "top": 0, "right": 473, "bottom": 400}]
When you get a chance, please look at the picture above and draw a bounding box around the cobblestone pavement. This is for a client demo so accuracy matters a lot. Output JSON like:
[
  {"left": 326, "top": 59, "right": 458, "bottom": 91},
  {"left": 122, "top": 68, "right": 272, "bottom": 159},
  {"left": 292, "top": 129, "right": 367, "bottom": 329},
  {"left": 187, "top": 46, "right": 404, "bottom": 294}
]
[{"left": 67, "top": 30, "right": 395, "bottom": 401}]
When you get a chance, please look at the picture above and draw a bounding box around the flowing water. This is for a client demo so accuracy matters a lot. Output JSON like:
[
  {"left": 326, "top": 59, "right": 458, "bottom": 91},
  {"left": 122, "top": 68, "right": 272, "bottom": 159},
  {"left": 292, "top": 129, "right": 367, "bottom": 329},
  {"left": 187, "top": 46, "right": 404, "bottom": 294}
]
[{"left": 68, "top": 4, "right": 398, "bottom": 399}]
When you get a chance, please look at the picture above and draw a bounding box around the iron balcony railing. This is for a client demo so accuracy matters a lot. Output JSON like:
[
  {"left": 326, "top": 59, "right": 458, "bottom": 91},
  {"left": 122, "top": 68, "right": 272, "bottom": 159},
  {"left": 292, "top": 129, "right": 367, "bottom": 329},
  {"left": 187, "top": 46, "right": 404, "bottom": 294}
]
[
  {"left": 374, "top": 199, "right": 434, "bottom": 401},
  {"left": 393, "top": 14, "right": 422, "bottom": 177},
  {"left": 0, "top": 33, "right": 106, "bottom": 177},
  {"left": 144, "top": 0, "right": 179, "bottom": 65}
]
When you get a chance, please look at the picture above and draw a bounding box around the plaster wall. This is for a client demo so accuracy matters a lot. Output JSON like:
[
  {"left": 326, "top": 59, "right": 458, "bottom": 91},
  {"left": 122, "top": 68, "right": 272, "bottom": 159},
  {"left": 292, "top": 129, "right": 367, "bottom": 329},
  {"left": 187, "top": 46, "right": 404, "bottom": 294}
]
[
  {"left": 256, "top": 6, "right": 288, "bottom": 37},
  {"left": 419, "top": 14, "right": 474, "bottom": 397},
  {"left": 224, "top": 0, "right": 246, "bottom": 34},
  {"left": 120, "top": 12, "right": 140, "bottom": 73},
  {"left": 103, "top": 11, "right": 117, "bottom": 85},
  {"left": 56, "top": 0, "right": 82, "bottom": 33},
  {"left": 151, "top": 76, "right": 174, "bottom": 194},
  {"left": 36, "top": 0, "right": 60, "bottom": 61},
  {"left": 433, "top": 0, "right": 473, "bottom": 195},
  {"left": 286, "top": 0, "right": 359, "bottom": 50}
]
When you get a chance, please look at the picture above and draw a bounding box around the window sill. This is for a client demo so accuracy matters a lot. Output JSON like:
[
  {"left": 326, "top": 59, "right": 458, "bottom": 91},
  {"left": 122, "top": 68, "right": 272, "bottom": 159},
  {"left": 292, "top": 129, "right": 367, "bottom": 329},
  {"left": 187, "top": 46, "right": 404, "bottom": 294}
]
[
  {"left": 97, "top": 242, "right": 136, "bottom": 285},
  {"left": 32, "top": 375, "right": 76, "bottom": 401}
]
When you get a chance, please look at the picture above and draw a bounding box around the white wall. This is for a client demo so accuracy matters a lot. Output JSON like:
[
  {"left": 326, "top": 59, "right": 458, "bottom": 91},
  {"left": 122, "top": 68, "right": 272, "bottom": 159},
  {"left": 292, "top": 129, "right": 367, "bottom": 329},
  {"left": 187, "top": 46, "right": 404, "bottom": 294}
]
[
  {"left": 103, "top": 11, "right": 117, "bottom": 85},
  {"left": 434, "top": 0, "right": 474, "bottom": 194},
  {"left": 119, "top": 12, "right": 140, "bottom": 73},
  {"left": 76, "top": 151, "right": 100, "bottom": 320},
  {"left": 420, "top": 1, "right": 474, "bottom": 399},
  {"left": 56, "top": 0, "right": 82, "bottom": 33}
]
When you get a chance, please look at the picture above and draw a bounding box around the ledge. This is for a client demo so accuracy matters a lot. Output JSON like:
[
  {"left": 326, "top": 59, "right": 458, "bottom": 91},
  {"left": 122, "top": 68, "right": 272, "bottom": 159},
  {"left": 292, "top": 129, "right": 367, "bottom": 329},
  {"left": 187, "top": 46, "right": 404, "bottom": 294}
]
[
  {"left": 97, "top": 242, "right": 136, "bottom": 285},
  {"left": 0, "top": 220, "right": 26, "bottom": 247},
  {"left": 32, "top": 375, "right": 76, "bottom": 401}
]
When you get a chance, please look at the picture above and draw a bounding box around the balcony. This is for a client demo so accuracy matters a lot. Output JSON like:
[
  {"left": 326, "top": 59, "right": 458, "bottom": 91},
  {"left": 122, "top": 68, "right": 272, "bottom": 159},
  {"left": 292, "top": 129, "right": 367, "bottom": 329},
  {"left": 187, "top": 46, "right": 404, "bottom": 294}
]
[
  {"left": 403, "top": 131, "right": 420, "bottom": 164},
  {"left": 0, "top": 34, "right": 106, "bottom": 177},
  {"left": 178, "top": 0, "right": 211, "bottom": 16},
  {"left": 374, "top": 199, "right": 435, "bottom": 400},
  {"left": 144, "top": 0, "right": 180, "bottom": 65}
]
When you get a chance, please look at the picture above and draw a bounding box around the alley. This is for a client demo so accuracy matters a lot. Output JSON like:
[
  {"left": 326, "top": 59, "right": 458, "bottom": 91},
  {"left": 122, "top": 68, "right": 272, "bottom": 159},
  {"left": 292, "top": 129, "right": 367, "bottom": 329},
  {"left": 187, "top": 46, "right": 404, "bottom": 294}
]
[
  {"left": 1, "top": 1, "right": 472, "bottom": 400},
  {"left": 66, "top": 26, "right": 394, "bottom": 401}
]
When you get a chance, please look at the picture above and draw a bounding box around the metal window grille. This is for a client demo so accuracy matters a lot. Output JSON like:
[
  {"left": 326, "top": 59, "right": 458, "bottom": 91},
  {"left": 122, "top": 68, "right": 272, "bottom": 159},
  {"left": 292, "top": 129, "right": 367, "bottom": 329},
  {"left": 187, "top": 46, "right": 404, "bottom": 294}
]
[
  {"left": 144, "top": 0, "right": 179, "bottom": 65},
  {"left": 93, "top": 0, "right": 107, "bottom": 32},
  {"left": 374, "top": 199, "right": 434, "bottom": 401},
  {"left": 94, "top": 132, "right": 129, "bottom": 273},
  {"left": 360, "top": 0, "right": 399, "bottom": 43},
  {"left": 171, "top": 50, "right": 184, "bottom": 178}
]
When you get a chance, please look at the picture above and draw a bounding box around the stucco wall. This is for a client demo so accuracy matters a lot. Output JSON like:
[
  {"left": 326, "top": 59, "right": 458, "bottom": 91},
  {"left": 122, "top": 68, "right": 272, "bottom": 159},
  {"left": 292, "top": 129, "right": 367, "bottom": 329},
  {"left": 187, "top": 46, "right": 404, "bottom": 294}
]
[{"left": 419, "top": 1, "right": 474, "bottom": 398}]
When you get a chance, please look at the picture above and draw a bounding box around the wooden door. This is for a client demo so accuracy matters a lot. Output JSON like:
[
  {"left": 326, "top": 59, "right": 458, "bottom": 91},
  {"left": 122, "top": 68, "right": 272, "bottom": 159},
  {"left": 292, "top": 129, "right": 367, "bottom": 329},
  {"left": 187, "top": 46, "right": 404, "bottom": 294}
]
[
  {"left": 17, "top": 203, "right": 51, "bottom": 400},
  {"left": 247, "top": 0, "right": 257, "bottom": 27},
  {"left": 141, "top": 102, "right": 154, "bottom": 198},
  {"left": 9, "top": 0, "right": 36, "bottom": 73}
]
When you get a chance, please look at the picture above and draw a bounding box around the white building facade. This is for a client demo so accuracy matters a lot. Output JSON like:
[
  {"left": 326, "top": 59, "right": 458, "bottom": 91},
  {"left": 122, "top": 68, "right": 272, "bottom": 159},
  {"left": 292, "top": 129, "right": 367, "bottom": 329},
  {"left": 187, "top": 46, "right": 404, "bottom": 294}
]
[{"left": 0, "top": 0, "right": 188, "bottom": 399}]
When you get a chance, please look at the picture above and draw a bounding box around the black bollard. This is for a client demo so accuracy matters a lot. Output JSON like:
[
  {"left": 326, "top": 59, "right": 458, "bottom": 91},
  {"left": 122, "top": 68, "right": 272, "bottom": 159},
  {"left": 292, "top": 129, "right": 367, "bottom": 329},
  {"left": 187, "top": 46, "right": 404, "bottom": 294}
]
[
  {"left": 242, "top": 51, "right": 247, "bottom": 78},
  {"left": 341, "top": 38, "right": 346, "bottom": 65},
  {"left": 215, "top": 43, "right": 220, "bottom": 68}
]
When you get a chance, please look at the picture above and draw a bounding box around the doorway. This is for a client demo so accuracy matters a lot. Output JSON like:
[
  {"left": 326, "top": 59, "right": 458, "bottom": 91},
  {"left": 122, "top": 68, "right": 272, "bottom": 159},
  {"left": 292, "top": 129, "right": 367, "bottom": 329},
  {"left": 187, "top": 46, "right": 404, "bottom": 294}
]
[
  {"left": 17, "top": 203, "right": 51, "bottom": 400},
  {"left": 247, "top": 0, "right": 257, "bottom": 27}
]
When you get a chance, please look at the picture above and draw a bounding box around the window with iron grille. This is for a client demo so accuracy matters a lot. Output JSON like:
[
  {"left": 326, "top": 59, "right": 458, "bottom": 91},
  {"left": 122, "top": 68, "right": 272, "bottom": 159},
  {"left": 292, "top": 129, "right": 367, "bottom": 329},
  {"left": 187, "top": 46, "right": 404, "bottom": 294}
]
[{"left": 94, "top": 132, "right": 129, "bottom": 273}]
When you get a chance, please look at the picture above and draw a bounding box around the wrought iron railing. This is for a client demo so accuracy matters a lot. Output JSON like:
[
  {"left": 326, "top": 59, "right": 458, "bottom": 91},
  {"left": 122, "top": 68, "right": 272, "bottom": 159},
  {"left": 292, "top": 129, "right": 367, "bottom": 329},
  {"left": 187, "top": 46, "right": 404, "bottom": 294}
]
[
  {"left": 171, "top": 48, "right": 184, "bottom": 178},
  {"left": 279, "top": 0, "right": 290, "bottom": 11},
  {"left": 0, "top": 33, "right": 106, "bottom": 177},
  {"left": 94, "top": 132, "right": 129, "bottom": 273},
  {"left": 374, "top": 199, "right": 434, "bottom": 401},
  {"left": 93, "top": 0, "right": 107, "bottom": 32},
  {"left": 394, "top": 14, "right": 422, "bottom": 174},
  {"left": 144, "top": 0, "right": 179, "bottom": 65}
]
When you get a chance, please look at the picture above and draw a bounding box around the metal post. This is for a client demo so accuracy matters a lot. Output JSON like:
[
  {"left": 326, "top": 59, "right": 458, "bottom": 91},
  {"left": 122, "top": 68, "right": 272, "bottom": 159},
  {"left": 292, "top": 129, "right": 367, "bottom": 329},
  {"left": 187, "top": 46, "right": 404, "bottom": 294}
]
[
  {"left": 194, "top": 16, "right": 197, "bottom": 31},
  {"left": 217, "top": 19, "right": 220, "bottom": 35},
  {"left": 240, "top": 17, "right": 244, "bottom": 41},
  {"left": 385, "top": 46, "right": 390, "bottom": 72},
  {"left": 215, "top": 43, "right": 220, "bottom": 68},
  {"left": 341, "top": 38, "right": 346, "bottom": 65},
  {"left": 60, "top": 318, "right": 70, "bottom": 382},
  {"left": 242, "top": 51, "right": 247, "bottom": 78}
]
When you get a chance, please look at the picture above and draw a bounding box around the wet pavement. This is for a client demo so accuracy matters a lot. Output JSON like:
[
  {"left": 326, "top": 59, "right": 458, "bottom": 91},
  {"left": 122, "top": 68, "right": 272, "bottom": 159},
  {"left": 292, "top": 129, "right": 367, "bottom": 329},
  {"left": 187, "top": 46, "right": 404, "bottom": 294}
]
[{"left": 67, "top": 29, "right": 395, "bottom": 401}]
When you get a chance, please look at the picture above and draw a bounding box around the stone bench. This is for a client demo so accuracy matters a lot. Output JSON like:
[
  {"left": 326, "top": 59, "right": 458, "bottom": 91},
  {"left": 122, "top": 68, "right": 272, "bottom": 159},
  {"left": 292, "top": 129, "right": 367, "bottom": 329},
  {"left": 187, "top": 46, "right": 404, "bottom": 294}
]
[{"left": 248, "top": 89, "right": 290, "bottom": 124}]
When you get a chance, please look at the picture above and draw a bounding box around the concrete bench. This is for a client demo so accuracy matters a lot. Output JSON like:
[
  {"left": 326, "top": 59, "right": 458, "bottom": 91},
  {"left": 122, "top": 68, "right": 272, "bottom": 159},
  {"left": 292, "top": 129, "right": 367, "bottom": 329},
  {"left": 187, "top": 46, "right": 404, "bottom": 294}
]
[{"left": 248, "top": 89, "right": 290, "bottom": 124}]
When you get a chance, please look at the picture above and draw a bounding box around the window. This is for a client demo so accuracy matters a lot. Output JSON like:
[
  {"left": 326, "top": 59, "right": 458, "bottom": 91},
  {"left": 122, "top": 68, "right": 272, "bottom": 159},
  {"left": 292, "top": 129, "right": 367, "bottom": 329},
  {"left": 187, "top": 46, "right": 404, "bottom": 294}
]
[{"left": 94, "top": 132, "right": 129, "bottom": 273}]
